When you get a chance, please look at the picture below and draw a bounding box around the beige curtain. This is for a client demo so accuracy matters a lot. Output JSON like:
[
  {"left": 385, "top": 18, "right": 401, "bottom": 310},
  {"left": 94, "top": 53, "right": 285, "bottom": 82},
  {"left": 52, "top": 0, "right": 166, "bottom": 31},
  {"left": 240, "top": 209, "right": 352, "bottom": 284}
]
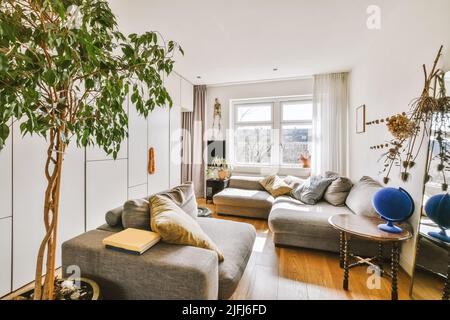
[
  {"left": 181, "top": 85, "right": 206, "bottom": 197},
  {"left": 312, "top": 73, "right": 349, "bottom": 176}
]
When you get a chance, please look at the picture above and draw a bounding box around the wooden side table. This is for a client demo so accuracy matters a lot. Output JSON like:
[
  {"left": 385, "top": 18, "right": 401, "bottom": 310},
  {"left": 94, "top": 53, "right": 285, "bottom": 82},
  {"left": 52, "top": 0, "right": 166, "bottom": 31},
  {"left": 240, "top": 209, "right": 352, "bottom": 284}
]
[{"left": 329, "top": 214, "right": 412, "bottom": 300}]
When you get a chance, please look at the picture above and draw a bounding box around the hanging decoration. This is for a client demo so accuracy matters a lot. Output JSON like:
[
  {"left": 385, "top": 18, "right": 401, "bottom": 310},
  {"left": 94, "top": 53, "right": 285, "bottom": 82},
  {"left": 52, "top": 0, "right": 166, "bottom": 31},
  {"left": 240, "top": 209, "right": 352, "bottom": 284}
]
[
  {"left": 212, "top": 98, "right": 222, "bottom": 138},
  {"left": 369, "top": 45, "right": 450, "bottom": 189}
]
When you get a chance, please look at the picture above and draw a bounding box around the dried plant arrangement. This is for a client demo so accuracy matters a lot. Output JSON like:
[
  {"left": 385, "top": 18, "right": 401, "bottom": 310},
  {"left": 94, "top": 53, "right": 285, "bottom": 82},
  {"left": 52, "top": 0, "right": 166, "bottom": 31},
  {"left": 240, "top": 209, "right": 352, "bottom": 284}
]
[{"left": 368, "top": 46, "right": 450, "bottom": 189}]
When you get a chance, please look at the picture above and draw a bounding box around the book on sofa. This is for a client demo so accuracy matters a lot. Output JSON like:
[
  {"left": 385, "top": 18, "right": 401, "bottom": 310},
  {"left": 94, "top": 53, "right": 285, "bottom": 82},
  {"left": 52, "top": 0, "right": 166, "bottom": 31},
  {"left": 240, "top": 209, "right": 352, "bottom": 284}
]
[{"left": 102, "top": 228, "right": 161, "bottom": 255}]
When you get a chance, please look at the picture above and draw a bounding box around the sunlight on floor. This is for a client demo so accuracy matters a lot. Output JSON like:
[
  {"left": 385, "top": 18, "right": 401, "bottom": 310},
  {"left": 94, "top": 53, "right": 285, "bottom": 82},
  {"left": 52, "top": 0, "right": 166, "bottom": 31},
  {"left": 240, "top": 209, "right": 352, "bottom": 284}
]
[{"left": 252, "top": 236, "right": 267, "bottom": 253}]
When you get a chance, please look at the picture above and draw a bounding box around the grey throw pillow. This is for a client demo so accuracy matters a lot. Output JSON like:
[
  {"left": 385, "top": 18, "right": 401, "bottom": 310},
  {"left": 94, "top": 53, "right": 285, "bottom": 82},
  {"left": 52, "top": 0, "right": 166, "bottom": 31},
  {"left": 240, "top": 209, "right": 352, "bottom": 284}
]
[
  {"left": 324, "top": 177, "right": 353, "bottom": 206},
  {"left": 345, "top": 176, "right": 382, "bottom": 217},
  {"left": 122, "top": 198, "right": 151, "bottom": 230},
  {"left": 294, "top": 175, "right": 335, "bottom": 205},
  {"left": 105, "top": 206, "right": 123, "bottom": 227},
  {"left": 159, "top": 182, "right": 198, "bottom": 219}
]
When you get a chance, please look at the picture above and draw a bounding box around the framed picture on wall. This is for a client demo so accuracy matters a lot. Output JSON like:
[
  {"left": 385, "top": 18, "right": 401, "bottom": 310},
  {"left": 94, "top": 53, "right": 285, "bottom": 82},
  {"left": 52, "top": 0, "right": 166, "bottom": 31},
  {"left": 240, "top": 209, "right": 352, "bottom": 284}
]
[{"left": 356, "top": 105, "right": 366, "bottom": 134}]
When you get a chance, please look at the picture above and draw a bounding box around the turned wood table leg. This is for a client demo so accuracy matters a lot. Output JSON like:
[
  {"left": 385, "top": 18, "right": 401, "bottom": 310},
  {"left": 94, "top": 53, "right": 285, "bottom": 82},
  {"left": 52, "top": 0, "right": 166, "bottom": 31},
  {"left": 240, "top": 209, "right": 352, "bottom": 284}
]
[
  {"left": 391, "top": 241, "right": 400, "bottom": 300},
  {"left": 378, "top": 241, "right": 384, "bottom": 276},
  {"left": 339, "top": 231, "right": 344, "bottom": 268},
  {"left": 443, "top": 249, "right": 450, "bottom": 300},
  {"left": 343, "top": 233, "right": 350, "bottom": 290}
]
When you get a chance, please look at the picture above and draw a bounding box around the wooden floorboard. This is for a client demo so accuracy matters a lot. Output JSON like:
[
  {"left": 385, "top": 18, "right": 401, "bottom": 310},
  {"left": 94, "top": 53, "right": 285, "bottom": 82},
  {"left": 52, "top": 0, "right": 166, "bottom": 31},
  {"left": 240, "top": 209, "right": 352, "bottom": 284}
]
[{"left": 199, "top": 198, "right": 443, "bottom": 300}]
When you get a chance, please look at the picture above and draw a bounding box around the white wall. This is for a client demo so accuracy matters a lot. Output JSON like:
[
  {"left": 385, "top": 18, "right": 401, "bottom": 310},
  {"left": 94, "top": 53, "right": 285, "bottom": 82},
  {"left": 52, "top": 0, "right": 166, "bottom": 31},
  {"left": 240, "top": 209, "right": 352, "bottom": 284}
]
[{"left": 348, "top": 0, "right": 450, "bottom": 274}]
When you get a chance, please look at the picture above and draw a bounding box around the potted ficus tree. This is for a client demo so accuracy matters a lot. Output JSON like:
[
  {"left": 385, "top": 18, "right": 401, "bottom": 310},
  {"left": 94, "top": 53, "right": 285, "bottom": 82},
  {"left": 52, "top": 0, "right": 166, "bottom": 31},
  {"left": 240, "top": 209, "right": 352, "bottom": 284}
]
[{"left": 0, "top": 0, "right": 182, "bottom": 300}]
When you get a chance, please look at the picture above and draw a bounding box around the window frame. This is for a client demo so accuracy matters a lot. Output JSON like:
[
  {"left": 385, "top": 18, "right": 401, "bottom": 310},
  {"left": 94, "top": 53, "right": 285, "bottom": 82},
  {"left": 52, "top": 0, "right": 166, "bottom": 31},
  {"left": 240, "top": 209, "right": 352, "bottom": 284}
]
[
  {"left": 229, "top": 95, "right": 313, "bottom": 169},
  {"left": 233, "top": 101, "right": 274, "bottom": 166}
]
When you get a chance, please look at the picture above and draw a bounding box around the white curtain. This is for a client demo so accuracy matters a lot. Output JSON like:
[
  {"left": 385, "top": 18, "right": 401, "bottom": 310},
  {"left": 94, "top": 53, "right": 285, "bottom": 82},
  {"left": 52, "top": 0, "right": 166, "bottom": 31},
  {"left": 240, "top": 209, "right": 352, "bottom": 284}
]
[{"left": 312, "top": 73, "right": 348, "bottom": 176}]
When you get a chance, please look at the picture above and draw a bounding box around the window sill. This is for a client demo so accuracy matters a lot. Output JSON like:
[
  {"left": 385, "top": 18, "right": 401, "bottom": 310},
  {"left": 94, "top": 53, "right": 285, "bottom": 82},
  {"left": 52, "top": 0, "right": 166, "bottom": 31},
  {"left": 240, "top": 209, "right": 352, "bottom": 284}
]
[{"left": 231, "top": 164, "right": 311, "bottom": 178}]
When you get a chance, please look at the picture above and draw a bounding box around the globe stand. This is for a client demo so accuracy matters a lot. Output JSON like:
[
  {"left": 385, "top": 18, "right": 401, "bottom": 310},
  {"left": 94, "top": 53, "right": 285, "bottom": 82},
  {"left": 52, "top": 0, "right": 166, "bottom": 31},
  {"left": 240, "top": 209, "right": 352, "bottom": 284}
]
[
  {"left": 428, "top": 228, "right": 450, "bottom": 243},
  {"left": 378, "top": 221, "right": 403, "bottom": 234}
]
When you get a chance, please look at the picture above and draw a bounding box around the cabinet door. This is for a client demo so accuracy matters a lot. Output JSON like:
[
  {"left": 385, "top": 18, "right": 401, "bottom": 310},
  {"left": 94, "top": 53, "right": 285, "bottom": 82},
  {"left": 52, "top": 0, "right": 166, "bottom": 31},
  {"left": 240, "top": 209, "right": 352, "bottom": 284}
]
[
  {"left": 0, "top": 121, "right": 12, "bottom": 219},
  {"left": 12, "top": 128, "right": 84, "bottom": 290},
  {"left": 128, "top": 94, "right": 148, "bottom": 188},
  {"left": 169, "top": 102, "right": 182, "bottom": 188},
  {"left": 0, "top": 217, "right": 12, "bottom": 297},
  {"left": 165, "top": 73, "right": 181, "bottom": 109},
  {"left": 128, "top": 184, "right": 147, "bottom": 200},
  {"left": 86, "top": 159, "right": 127, "bottom": 230},
  {"left": 147, "top": 106, "right": 170, "bottom": 195}
]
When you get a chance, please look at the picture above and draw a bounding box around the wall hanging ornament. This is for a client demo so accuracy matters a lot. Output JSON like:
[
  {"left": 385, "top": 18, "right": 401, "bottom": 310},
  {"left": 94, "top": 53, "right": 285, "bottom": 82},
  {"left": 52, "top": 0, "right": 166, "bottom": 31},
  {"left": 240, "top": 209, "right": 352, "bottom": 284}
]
[
  {"left": 148, "top": 147, "right": 155, "bottom": 174},
  {"left": 369, "top": 45, "right": 450, "bottom": 187},
  {"left": 212, "top": 98, "right": 222, "bottom": 138}
]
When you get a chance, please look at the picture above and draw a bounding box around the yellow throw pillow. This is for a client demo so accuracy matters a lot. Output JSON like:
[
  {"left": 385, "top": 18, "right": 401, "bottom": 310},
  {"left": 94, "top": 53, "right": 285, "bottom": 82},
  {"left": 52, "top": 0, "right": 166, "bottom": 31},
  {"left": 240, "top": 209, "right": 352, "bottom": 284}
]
[
  {"left": 260, "top": 175, "right": 292, "bottom": 197},
  {"left": 149, "top": 195, "right": 224, "bottom": 262}
]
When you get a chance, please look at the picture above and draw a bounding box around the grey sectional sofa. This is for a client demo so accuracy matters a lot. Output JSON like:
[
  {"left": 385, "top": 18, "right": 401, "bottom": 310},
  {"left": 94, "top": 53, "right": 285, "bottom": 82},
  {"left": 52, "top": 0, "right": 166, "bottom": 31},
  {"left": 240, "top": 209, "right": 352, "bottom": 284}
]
[
  {"left": 62, "top": 187, "right": 256, "bottom": 300},
  {"left": 214, "top": 175, "right": 390, "bottom": 257}
]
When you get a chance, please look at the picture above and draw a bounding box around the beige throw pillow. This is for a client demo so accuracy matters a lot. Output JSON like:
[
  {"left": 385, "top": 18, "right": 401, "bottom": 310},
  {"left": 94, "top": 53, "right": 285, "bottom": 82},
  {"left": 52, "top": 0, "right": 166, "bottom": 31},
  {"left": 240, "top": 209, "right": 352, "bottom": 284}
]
[
  {"left": 149, "top": 195, "right": 224, "bottom": 262},
  {"left": 260, "top": 175, "right": 292, "bottom": 197},
  {"left": 345, "top": 176, "right": 382, "bottom": 217},
  {"left": 324, "top": 177, "right": 353, "bottom": 206},
  {"left": 155, "top": 182, "right": 198, "bottom": 219}
]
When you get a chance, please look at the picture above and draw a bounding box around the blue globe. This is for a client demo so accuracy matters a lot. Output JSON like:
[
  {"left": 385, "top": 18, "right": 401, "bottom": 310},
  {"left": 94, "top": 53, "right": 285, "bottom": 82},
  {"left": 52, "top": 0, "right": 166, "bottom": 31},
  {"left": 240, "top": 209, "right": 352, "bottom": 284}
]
[
  {"left": 425, "top": 194, "right": 450, "bottom": 229},
  {"left": 373, "top": 187, "right": 415, "bottom": 222}
]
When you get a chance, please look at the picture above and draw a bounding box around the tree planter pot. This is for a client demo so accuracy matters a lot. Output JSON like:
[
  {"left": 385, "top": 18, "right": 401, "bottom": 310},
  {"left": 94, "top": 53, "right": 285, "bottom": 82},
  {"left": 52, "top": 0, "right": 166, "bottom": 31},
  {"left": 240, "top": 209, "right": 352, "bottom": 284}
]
[{"left": 11, "top": 278, "right": 100, "bottom": 301}]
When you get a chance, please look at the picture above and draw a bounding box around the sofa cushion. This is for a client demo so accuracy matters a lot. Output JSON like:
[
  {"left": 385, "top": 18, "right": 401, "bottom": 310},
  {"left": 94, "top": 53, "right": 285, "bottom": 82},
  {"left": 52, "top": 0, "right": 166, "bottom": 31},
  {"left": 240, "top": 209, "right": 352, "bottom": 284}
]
[
  {"left": 293, "top": 175, "right": 335, "bottom": 205},
  {"left": 269, "top": 196, "right": 353, "bottom": 235},
  {"left": 156, "top": 182, "right": 198, "bottom": 219},
  {"left": 260, "top": 175, "right": 292, "bottom": 197},
  {"left": 284, "top": 175, "right": 307, "bottom": 190},
  {"left": 105, "top": 206, "right": 124, "bottom": 228},
  {"left": 198, "top": 218, "right": 256, "bottom": 300},
  {"left": 122, "top": 198, "right": 150, "bottom": 230},
  {"left": 213, "top": 188, "right": 275, "bottom": 210},
  {"left": 150, "top": 195, "right": 224, "bottom": 261},
  {"left": 62, "top": 229, "right": 219, "bottom": 300},
  {"left": 345, "top": 176, "right": 381, "bottom": 217},
  {"left": 324, "top": 177, "right": 353, "bottom": 206},
  {"left": 229, "top": 176, "right": 265, "bottom": 191}
]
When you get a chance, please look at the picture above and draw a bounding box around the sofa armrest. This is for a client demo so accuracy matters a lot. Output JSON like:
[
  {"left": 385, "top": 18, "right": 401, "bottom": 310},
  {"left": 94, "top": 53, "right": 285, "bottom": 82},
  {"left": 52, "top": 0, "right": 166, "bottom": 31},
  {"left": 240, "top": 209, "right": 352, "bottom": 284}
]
[{"left": 62, "top": 230, "right": 219, "bottom": 300}]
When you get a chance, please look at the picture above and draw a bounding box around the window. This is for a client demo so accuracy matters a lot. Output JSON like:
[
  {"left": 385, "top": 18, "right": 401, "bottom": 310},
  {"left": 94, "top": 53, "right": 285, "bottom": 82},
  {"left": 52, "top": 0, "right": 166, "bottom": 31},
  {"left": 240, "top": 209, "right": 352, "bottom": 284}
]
[
  {"left": 234, "top": 103, "right": 273, "bottom": 165},
  {"left": 280, "top": 100, "right": 313, "bottom": 165},
  {"left": 231, "top": 97, "right": 313, "bottom": 167}
]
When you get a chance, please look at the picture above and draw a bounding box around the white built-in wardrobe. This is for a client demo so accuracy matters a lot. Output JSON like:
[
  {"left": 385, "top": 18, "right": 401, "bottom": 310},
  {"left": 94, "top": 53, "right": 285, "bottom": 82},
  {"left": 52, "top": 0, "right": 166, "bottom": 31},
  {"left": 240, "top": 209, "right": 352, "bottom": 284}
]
[{"left": 0, "top": 73, "right": 193, "bottom": 297}]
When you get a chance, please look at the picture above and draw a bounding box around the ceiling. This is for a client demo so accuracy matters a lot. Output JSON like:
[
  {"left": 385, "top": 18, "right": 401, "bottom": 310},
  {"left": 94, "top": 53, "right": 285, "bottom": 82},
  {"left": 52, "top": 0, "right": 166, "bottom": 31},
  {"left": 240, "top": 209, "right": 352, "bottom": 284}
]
[{"left": 107, "top": 0, "right": 403, "bottom": 85}]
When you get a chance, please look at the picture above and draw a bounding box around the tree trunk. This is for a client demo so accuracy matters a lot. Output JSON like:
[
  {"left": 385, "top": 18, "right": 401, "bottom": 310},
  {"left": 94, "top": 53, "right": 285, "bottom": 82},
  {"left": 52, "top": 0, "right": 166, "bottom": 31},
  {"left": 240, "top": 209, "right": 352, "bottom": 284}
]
[{"left": 33, "top": 128, "right": 66, "bottom": 300}]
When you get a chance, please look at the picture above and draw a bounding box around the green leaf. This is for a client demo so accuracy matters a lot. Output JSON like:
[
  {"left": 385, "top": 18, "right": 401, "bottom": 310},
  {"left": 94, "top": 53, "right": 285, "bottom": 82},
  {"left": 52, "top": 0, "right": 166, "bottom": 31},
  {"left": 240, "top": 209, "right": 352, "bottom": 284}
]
[
  {"left": 43, "top": 70, "right": 56, "bottom": 85},
  {"left": 0, "top": 124, "right": 9, "bottom": 141},
  {"left": 86, "top": 78, "right": 95, "bottom": 90}
]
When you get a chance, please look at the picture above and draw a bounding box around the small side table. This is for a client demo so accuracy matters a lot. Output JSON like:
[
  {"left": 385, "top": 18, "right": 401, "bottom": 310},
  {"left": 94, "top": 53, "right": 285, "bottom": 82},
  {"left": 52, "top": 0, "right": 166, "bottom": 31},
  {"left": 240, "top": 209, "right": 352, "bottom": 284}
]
[
  {"left": 206, "top": 179, "right": 229, "bottom": 203},
  {"left": 329, "top": 214, "right": 412, "bottom": 300}
]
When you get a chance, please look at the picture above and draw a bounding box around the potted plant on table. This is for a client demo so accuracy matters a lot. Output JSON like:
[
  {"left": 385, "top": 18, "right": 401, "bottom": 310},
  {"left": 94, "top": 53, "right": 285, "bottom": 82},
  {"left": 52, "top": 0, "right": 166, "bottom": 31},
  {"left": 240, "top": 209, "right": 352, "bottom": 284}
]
[
  {"left": 0, "top": 0, "right": 182, "bottom": 300},
  {"left": 210, "top": 157, "right": 232, "bottom": 180}
]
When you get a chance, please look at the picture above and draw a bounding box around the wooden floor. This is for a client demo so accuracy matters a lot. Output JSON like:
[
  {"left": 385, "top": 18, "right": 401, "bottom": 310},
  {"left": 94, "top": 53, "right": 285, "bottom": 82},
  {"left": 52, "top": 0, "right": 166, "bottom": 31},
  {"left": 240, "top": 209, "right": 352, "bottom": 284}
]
[{"left": 198, "top": 199, "right": 443, "bottom": 300}]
